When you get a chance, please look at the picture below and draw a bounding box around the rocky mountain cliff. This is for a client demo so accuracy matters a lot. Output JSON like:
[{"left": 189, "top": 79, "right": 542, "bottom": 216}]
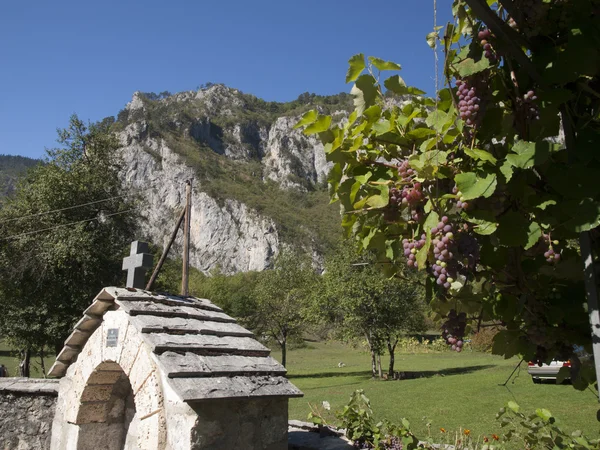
[{"left": 113, "top": 85, "right": 351, "bottom": 274}]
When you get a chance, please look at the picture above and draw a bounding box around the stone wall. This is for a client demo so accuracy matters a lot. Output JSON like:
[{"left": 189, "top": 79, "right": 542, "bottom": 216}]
[
  {"left": 189, "top": 397, "right": 289, "bottom": 450},
  {"left": 0, "top": 378, "right": 59, "bottom": 450}
]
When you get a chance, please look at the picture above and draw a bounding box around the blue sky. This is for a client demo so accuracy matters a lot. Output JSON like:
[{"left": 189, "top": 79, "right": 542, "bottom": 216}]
[{"left": 0, "top": 1, "right": 452, "bottom": 159}]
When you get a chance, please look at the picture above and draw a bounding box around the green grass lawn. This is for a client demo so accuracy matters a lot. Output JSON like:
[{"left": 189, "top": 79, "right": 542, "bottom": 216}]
[
  {"left": 0, "top": 341, "right": 54, "bottom": 378},
  {"left": 281, "top": 341, "right": 600, "bottom": 441}
]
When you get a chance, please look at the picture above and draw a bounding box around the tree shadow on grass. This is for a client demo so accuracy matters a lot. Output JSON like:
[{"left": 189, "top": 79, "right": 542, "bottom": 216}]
[{"left": 288, "top": 365, "right": 497, "bottom": 380}]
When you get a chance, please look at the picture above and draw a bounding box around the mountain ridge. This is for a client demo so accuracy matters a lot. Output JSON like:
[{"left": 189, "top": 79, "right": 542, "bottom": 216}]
[{"left": 111, "top": 84, "right": 349, "bottom": 273}]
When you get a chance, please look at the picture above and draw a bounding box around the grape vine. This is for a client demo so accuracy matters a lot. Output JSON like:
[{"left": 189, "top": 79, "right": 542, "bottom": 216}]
[{"left": 298, "top": 0, "right": 600, "bottom": 390}]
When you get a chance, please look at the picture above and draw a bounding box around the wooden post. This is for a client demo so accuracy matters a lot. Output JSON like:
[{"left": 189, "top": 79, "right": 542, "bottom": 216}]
[
  {"left": 145, "top": 207, "right": 186, "bottom": 291},
  {"left": 181, "top": 180, "right": 192, "bottom": 296},
  {"left": 580, "top": 231, "right": 600, "bottom": 396}
]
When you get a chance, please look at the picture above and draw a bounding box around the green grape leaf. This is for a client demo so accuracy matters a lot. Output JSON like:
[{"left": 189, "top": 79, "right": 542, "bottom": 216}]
[
  {"left": 535, "top": 408, "right": 553, "bottom": 423},
  {"left": 384, "top": 75, "right": 408, "bottom": 95},
  {"left": 464, "top": 148, "right": 497, "bottom": 164},
  {"left": 508, "top": 401, "right": 520, "bottom": 413},
  {"left": 304, "top": 115, "right": 332, "bottom": 135},
  {"left": 468, "top": 216, "right": 498, "bottom": 235},
  {"left": 294, "top": 110, "right": 318, "bottom": 129},
  {"left": 351, "top": 75, "right": 378, "bottom": 117},
  {"left": 456, "top": 57, "right": 490, "bottom": 77},
  {"left": 365, "top": 185, "right": 389, "bottom": 208},
  {"left": 525, "top": 222, "right": 542, "bottom": 250},
  {"left": 408, "top": 128, "right": 436, "bottom": 139},
  {"left": 455, "top": 172, "right": 497, "bottom": 200},
  {"left": 368, "top": 56, "right": 401, "bottom": 71},
  {"left": 500, "top": 160, "right": 513, "bottom": 182},
  {"left": 426, "top": 31, "right": 438, "bottom": 49},
  {"left": 364, "top": 105, "right": 382, "bottom": 123},
  {"left": 424, "top": 211, "right": 440, "bottom": 232},
  {"left": 425, "top": 110, "right": 450, "bottom": 133},
  {"left": 346, "top": 53, "right": 366, "bottom": 83},
  {"left": 372, "top": 120, "right": 392, "bottom": 135},
  {"left": 560, "top": 198, "right": 600, "bottom": 233},
  {"left": 506, "top": 140, "right": 553, "bottom": 169}
]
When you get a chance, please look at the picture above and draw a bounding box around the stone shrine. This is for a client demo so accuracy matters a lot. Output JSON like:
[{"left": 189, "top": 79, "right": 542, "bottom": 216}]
[{"left": 47, "top": 287, "right": 302, "bottom": 449}]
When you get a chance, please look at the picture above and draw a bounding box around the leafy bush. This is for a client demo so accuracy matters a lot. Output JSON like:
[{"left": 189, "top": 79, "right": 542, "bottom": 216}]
[
  {"left": 470, "top": 327, "right": 501, "bottom": 353},
  {"left": 396, "top": 336, "right": 453, "bottom": 354}
]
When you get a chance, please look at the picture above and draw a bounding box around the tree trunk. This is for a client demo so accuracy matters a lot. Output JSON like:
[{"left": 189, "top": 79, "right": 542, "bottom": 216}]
[
  {"left": 281, "top": 331, "right": 287, "bottom": 368},
  {"left": 377, "top": 354, "right": 383, "bottom": 379},
  {"left": 366, "top": 334, "right": 377, "bottom": 378},
  {"left": 19, "top": 349, "right": 30, "bottom": 377},
  {"left": 387, "top": 338, "right": 397, "bottom": 378},
  {"left": 39, "top": 347, "right": 46, "bottom": 378}
]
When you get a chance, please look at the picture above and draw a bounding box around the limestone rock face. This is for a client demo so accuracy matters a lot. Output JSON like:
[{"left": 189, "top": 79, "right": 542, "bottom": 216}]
[
  {"left": 117, "top": 85, "right": 342, "bottom": 273},
  {"left": 119, "top": 122, "right": 279, "bottom": 274},
  {"left": 263, "top": 115, "right": 330, "bottom": 189}
]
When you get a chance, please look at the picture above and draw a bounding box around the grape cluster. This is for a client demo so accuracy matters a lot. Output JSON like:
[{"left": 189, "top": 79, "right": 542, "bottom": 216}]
[
  {"left": 456, "top": 231, "right": 480, "bottom": 270},
  {"left": 542, "top": 233, "right": 561, "bottom": 263},
  {"left": 477, "top": 28, "right": 497, "bottom": 64},
  {"left": 523, "top": 90, "right": 540, "bottom": 121},
  {"left": 388, "top": 160, "right": 425, "bottom": 222},
  {"left": 452, "top": 186, "right": 469, "bottom": 210},
  {"left": 403, "top": 236, "right": 426, "bottom": 269},
  {"left": 431, "top": 216, "right": 456, "bottom": 290},
  {"left": 442, "top": 309, "right": 467, "bottom": 352},
  {"left": 456, "top": 79, "right": 481, "bottom": 127}
]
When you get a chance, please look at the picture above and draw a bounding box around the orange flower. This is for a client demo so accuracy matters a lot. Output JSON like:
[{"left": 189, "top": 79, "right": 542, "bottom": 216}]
[
  {"left": 440, "top": 427, "right": 446, "bottom": 433},
  {"left": 483, "top": 436, "right": 489, "bottom": 443},
  {"left": 464, "top": 429, "right": 471, "bottom": 436},
  {"left": 492, "top": 434, "right": 500, "bottom": 441}
]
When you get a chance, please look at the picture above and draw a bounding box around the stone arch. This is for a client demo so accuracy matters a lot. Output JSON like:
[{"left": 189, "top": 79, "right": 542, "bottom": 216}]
[
  {"left": 75, "top": 361, "right": 137, "bottom": 449},
  {"left": 51, "top": 308, "right": 167, "bottom": 450}
]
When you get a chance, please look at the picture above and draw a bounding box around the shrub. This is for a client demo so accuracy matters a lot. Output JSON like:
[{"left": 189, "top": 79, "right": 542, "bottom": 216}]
[{"left": 470, "top": 327, "right": 501, "bottom": 353}]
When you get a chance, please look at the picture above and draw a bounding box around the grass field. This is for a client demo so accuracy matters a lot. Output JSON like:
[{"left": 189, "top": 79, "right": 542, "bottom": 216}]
[
  {"left": 282, "top": 341, "right": 600, "bottom": 441},
  {"left": 0, "top": 342, "right": 54, "bottom": 378},
  {"left": 3, "top": 338, "right": 598, "bottom": 443}
]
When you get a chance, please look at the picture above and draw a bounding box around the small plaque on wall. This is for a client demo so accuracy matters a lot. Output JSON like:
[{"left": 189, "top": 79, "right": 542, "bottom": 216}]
[{"left": 106, "top": 328, "right": 119, "bottom": 347}]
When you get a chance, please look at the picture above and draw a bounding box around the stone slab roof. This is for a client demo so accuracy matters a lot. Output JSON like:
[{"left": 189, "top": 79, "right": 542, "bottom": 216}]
[{"left": 48, "top": 287, "right": 302, "bottom": 402}]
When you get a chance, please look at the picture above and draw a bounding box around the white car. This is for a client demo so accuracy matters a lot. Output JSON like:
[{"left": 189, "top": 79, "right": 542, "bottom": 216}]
[{"left": 528, "top": 360, "right": 571, "bottom": 384}]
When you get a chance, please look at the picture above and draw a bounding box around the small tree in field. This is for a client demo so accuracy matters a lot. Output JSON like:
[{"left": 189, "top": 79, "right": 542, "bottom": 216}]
[
  {"left": 319, "top": 243, "right": 425, "bottom": 378},
  {"left": 298, "top": 0, "right": 600, "bottom": 390},
  {"left": 253, "top": 250, "right": 316, "bottom": 367}
]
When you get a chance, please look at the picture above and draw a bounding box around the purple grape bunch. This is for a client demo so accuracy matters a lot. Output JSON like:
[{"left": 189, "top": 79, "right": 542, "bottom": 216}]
[
  {"left": 542, "top": 233, "right": 561, "bottom": 264},
  {"left": 456, "top": 79, "right": 481, "bottom": 127},
  {"left": 477, "top": 28, "right": 497, "bottom": 64},
  {"left": 523, "top": 90, "right": 540, "bottom": 121},
  {"left": 456, "top": 230, "right": 480, "bottom": 270},
  {"left": 442, "top": 309, "right": 467, "bottom": 353},
  {"left": 403, "top": 235, "right": 426, "bottom": 269},
  {"left": 430, "top": 216, "right": 457, "bottom": 290},
  {"left": 389, "top": 160, "right": 425, "bottom": 222},
  {"left": 452, "top": 185, "right": 469, "bottom": 211}
]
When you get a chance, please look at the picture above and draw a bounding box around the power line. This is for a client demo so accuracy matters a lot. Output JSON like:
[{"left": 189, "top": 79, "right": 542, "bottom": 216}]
[
  {"left": 1, "top": 208, "right": 138, "bottom": 241},
  {"left": 0, "top": 186, "right": 153, "bottom": 225}
]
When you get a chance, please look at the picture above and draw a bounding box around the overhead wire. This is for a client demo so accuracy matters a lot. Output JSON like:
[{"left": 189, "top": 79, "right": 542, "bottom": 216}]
[
  {"left": 0, "top": 208, "right": 139, "bottom": 241},
  {"left": 0, "top": 185, "right": 155, "bottom": 225}
]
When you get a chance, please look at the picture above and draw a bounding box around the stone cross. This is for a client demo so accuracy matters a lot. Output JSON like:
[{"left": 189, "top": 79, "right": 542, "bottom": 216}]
[{"left": 122, "top": 241, "right": 154, "bottom": 289}]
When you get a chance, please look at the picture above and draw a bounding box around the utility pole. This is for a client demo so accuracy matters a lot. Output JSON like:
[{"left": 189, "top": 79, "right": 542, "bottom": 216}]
[{"left": 181, "top": 180, "right": 192, "bottom": 296}]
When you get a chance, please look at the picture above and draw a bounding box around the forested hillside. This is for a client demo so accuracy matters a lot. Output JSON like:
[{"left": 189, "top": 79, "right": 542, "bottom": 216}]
[{"left": 0, "top": 155, "right": 39, "bottom": 198}]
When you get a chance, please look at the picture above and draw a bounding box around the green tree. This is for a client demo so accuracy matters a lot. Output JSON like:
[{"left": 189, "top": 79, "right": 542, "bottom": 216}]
[
  {"left": 190, "top": 268, "right": 262, "bottom": 329},
  {"left": 253, "top": 250, "right": 316, "bottom": 367},
  {"left": 0, "top": 115, "right": 138, "bottom": 374},
  {"left": 299, "top": 0, "right": 600, "bottom": 389},
  {"left": 318, "top": 243, "right": 425, "bottom": 378}
]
